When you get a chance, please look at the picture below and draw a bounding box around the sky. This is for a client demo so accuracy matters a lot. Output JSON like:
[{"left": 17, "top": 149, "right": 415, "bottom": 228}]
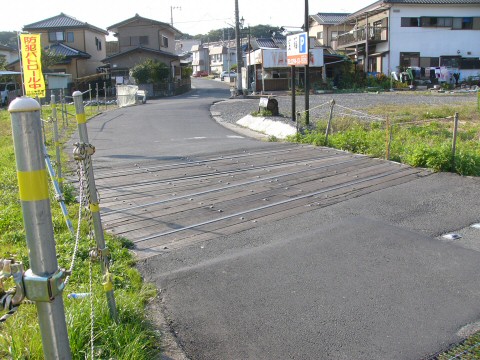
[{"left": 2, "top": 0, "right": 374, "bottom": 36}]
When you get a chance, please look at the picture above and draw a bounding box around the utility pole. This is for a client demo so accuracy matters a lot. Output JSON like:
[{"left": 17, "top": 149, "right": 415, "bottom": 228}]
[
  {"left": 304, "top": 0, "right": 310, "bottom": 125},
  {"left": 235, "top": 0, "right": 243, "bottom": 95},
  {"left": 170, "top": 6, "right": 181, "bottom": 27}
]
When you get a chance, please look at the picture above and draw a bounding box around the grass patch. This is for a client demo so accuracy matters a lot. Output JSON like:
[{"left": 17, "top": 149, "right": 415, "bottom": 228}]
[
  {"left": 287, "top": 101, "right": 480, "bottom": 176},
  {"left": 0, "top": 103, "right": 161, "bottom": 359}
]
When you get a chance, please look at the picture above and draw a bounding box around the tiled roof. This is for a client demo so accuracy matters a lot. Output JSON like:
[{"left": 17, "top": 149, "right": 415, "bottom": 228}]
[
  {"left": 103, "top": 46, "right": 180, "bottom": 62},
  {"left": 311, "top": 13, "right": 350, "bottom": 25},
  {"left": 385, "top": 0, "right": 480, "bottom": 3},
  {"left": 45, "top": 43, "right": 90, "bottom": 60},
  {"left": 23, "top": 13, "right": 108, "bottom": 35},
  {"left": 254, "top": 37, "right": 286, "bottom": 49},
  {"left": 107, "top": 14, "right": 182, "bottom": 36}
]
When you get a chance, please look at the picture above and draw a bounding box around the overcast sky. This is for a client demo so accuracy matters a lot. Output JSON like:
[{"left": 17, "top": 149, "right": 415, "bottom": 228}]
[{"left": 2, "top": 0, "right": 374, "bottom": 36}]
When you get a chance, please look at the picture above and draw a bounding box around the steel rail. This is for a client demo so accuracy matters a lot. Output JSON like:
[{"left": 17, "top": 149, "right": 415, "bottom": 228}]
[
  {"left": 97, "top": 153, "right": 354, "bottom": 193},
  {"left": 102, "top": 157, "right": 363, "bottom": 215},
  {"left": 94, "top": 147, "right": 304, "bottom": 179},
  {"left": 135, "top": 168, "right": 412, "bottom": 243}
]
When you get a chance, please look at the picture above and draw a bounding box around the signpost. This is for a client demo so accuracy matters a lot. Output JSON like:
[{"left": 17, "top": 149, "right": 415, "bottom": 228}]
[
  {"left": 287, "top": 32, "right": 309, "bottom": 123},
  {"left": 287, "top": 32, "right": 309, "bottom": 66}
]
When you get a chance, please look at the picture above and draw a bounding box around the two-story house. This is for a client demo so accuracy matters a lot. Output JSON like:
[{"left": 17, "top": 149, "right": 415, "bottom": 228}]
[
  {"left": 104, "top": 14, "right": 182, "bottom": 82},
  {"left": 21, "top": 13, "right": 108, "bottom": 79},
  {"left": 0, "top": 44, "right": 19, "bottom": 65},
  {"left": 334, "top": 0, "right": 480, "bottom": 80},
  {"left": 308, "top": 13, "right": 351, "bottom": 48},
  {"left": 191, "top": 43, "right": 210, "bottom": 74}
]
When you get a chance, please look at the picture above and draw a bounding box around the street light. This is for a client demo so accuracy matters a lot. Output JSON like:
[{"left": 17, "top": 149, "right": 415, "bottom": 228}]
[
  {"left": 234, "top": 0, "right": 243, "bottom": 95},
  {"left": 170, "top": 6, "right": 181, "bottom": 27}
]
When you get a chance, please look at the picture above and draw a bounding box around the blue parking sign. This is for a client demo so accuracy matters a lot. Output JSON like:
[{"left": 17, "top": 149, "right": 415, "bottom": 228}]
[{"left": 299, "top": 33, "right": 307, "bottom": 54}]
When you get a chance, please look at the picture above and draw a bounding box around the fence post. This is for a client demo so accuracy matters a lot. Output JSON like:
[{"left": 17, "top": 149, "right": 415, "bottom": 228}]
[
  {"left": 72, "top": 91, "right": 118, "bottom": 320},
  {"left": 96, "top": 83, "right": 99, "bottom": 113},
  {"left": 385, "top": 116, "right": 390, "bottom": 160},
  {"left": 8, "top": 97, "right": 72, "bottom": 359},
  {"left": 104, "top": 82, "right": 107, "bottom": 111},
  {"left": 324, "top": 99, "right": 335, "bottom": 145},
  {"left": 452, "top": 112, "right": 459, "bottom": 172},
  {"left": 51, "top": 94, "right": 63, "bottom": 192}
]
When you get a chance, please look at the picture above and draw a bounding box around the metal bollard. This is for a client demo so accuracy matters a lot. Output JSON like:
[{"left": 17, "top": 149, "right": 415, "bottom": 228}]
[
  {"left": 9, "top": 97, "right": 72, "bottom": 359},
  {"left": 72, "top": 91, "right": 117, "bottom": 320}
]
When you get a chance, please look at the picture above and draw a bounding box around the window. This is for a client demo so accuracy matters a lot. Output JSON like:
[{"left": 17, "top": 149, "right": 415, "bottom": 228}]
[
  {"left": 461, "top": 57, "right": 480, "bottom": 69},
  {"left": 452, "top": 17, "right": 475, "bottom": 29},
  {"left": 401, "top": 17, "right": 419, "bottom": 27},
  {"left": 162, "top": 36, "right": 169, "bottom": 48},
  {"left": 437, "top": 17, "right": 453, "bottom": 27},
  {"left": 67, "top": 32, "right": 74, "bottom": 42},
  {"left": 95, "top": 37, "right": 102, "bottom": 51},
  {"left": 139, "top": 36, "right": 149, "bottom": 45},
  {"left": 420, "top": 57, "right": 439, "bottom": 67},
  {"left": 440, "top": 56, "right": 461, "bottom": 67},
  {"left": 49, "top": 31, "right": 65, "bottom": 42},
  {"left": 317, "top": 31, "right": 323, "bottom": 40},
  {"left": 400, "top": 52, "right": 420, "bottom": 67}
]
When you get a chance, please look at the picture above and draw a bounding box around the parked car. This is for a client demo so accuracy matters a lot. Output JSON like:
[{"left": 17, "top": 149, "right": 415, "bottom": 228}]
[
  {"left": 192, "top": 70, "right": 209, "bottom": 77},
  {"left": 220, "top": 70, "right": 237, "bottom": 81},
  {"left": 0, "top": 82, "right": 20, "bottom": 106}
]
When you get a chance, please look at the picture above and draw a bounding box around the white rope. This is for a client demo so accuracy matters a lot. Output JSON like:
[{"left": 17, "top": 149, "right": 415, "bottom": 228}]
[
  {"left": 64, "top": 164, "right": 85, "bottom": 286},
  {"left": 335, "top": 104, "right": 386, "bottom": 122}
]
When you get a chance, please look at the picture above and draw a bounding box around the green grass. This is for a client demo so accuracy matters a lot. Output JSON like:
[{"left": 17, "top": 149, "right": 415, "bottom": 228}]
[
  {"left": 0, "top": 103, "right": 161, "bottom": 359},
  {"left": 288, "top": 101, "right": 480, "bottom": 176}
]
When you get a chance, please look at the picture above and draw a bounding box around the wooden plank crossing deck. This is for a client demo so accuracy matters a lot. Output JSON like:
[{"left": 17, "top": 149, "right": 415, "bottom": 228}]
[{"left": 93, "top": 145, "right": 430, "bottom": 259}]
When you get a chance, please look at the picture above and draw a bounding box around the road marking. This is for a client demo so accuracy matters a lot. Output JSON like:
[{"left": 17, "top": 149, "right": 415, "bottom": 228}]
[
  {"left": 186, "top": 137, "right": 207, "bottom": 140},
  {"left": 227, "top": 135, "right": 244, "bottom": 139}
]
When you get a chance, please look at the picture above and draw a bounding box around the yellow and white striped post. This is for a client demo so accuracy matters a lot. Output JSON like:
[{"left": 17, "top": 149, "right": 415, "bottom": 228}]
[
  {"left": 73, "top": 91, "right": 117, "bottom": 320},
  {"left": 9, "top": 97, "right": 72, "bottom": 359}
]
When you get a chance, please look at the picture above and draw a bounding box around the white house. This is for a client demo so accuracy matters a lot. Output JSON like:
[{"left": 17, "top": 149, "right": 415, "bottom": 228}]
[{"left": 335, "top": 0, "right": 480, "bottom": 81}]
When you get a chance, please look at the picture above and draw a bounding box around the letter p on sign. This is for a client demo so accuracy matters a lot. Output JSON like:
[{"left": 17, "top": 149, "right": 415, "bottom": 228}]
[{"left": 299, "top": 33, "right": 307, "bottom": 54}]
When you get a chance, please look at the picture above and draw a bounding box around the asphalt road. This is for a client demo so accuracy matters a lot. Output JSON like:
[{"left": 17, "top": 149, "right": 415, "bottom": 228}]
[{"left": 86, "top": 78, "right": 480, "bottom": 360}]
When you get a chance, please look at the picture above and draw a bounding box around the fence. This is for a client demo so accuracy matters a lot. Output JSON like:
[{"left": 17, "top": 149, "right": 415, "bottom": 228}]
[
  {"left": 2, "top": 93, "right": 118, "bottom": 358},
  {"left": 295, "top": 100, "right": 476, "bottom": 176}
]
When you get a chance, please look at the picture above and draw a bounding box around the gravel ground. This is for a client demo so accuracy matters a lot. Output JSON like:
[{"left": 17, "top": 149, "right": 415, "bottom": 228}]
[{"left": 211, "top": 91, "right": 478, "bottom": 125}]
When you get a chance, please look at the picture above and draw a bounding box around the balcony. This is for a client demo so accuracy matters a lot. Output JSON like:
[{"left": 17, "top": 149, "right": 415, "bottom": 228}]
[{"left": 337, "top": 26, "right": 388, "bottom": 48}]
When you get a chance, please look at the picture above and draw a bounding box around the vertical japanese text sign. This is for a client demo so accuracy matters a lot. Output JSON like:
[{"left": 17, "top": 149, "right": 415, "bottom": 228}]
[
  {"left": 287, "top": 32, "right": 308, "bottom": 66},
  {"left": 20, "top": 34, "right": 46, "bottom": 98}
]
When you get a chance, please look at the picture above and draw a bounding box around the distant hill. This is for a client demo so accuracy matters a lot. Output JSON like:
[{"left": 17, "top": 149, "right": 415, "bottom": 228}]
[{"left": 0, "top": 31, "right": 18, "bottom": 49}]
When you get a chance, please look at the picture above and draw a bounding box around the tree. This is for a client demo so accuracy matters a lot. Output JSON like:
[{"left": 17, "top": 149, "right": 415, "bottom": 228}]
[
  {"left": 41, "top": 49, "right": 66, "bottom": 72},
  {"left": 131, "top": 59, "right": 171, "bottom": 84}
]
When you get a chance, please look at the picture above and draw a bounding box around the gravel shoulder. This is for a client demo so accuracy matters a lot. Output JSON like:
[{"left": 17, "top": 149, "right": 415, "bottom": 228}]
[{"left": 211, "top": 91, "right": 477, "bottom": 126}]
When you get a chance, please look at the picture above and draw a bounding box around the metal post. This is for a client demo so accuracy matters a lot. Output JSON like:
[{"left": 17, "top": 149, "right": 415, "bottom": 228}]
[
  {"left": 385, "top": 116, "right": 391, "bottom": 160},
  {"left": 304, "top": 0, "right": 310, "bottom": 126},
  {"left": 291, "top": 66, "right": 296, "bottom": 122},
  {"left": 8, "top": 97, "right": 72, "bottom": 359},
  {"left": 96, "top": 83, "right": 99, "bottom": 113},
  {"left": 51, "top": 94, "right": 63, "bottom": 192},
  {"left": 452, "top": 112, "right": 459, "bottom": 171},
  {"left": 73, "top": 91, "right": 118, "bottom": 320},
  {"left": 60, "top": 88, "right": 67, "bottom": 127},
  {"left": 234, "top": 0, "right": 243, "bottom": 95},
  {"left": 325, "top": 99, "right": 335, "bottom": 144},
  {"left": 88, "top": 84, "right": 92, "bottom": 117},
  {"left": 104, "top": 82, "right": 107, "bottom": 111}
]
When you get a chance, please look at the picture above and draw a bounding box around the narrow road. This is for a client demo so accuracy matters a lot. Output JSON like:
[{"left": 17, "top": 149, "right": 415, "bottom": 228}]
[{"left": 86, "top": 79, "right": 480, "bottom": 360}]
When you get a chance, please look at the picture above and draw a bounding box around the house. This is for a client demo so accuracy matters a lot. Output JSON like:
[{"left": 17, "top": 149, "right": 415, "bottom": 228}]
[
  {"left": 334, "top": 0, "right": 480, "bottom": 81},
  {"left": 209, "top": 41, "right": 237, "bottom": 75},
  {"left": 104, "top": 14, "right": 182, "bottom": 83},
  {"left": 308, "top": 13, "right": 352, "bottom": 48},
  {"left": 245, "top": 36, "right": 342, "bottom": 92},
  {"left": 191, "top": 43, "right": 210, "bottom": 74},
  {"left": 0, "top": 44, "right": 19, "bottom": 64},
  {"left": 190, "top": 40, "right": 238, "bottom": 76},
  {"left": 21, "top": 13, "right": 108, "bottom": 80}
]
